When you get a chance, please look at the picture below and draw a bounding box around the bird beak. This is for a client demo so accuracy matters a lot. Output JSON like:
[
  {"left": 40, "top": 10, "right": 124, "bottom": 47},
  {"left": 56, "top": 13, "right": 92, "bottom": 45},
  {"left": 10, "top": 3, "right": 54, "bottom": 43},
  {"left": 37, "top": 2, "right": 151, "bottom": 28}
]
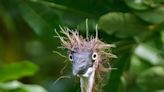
[
  {"left": 73, "top": 70, "right": 78, "bottom": 76},
  {"left": 73, "top": 67, "right": 93, "bottom": 78},
  {"left": 82, "top": 67, "right": 93, "bottom": 77}
]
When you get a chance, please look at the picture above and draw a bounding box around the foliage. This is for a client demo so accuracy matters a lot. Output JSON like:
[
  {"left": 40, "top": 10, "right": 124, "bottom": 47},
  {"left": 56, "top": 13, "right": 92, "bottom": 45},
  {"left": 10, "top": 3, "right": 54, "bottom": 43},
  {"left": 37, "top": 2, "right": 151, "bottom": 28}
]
[
  {"left": 0, "top": 81, "right": 47, "bottom": 92},
  {"left": 0, "top": 0, "right": 164, "bottom": 92},
  {"left": 0, "top": 61, "right": 38, "bottom": 82}
]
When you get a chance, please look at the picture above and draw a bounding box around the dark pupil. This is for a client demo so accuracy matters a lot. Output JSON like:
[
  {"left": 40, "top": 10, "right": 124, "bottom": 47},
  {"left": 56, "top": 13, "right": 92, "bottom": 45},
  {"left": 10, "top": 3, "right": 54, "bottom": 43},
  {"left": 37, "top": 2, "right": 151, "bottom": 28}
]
[
  {"left": 69, "top": 55, "right": 72, "bottom": 60},
  {"left": 93, "top": 54, "right": 96, "bottom": 58}
]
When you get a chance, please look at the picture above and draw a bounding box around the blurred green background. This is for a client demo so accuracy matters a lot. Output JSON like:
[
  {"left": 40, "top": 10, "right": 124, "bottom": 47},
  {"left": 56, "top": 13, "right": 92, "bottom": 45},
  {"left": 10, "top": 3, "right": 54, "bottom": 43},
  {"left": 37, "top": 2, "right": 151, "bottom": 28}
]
[{"left": 0, "top": 0, "right": 164, "bottom": 92}]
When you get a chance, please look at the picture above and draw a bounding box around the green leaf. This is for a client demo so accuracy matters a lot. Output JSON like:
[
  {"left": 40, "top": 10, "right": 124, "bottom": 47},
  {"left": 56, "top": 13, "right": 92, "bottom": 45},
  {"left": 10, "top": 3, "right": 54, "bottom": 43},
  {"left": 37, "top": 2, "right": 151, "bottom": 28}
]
[
  {"left": 161, "top": 30, "right": 164, "bottom": 43},
  {"left": 30, "top": 0, "right": 128, "bottom": 17},
  {"left": 125, "top": 0, "right": 149, "bottom": 10},
  {"left": 17, "top": 1, "right": 51, "bottom": 37},
  {"left": 0, "top": 81, "right": 47, "bottom": 92},
  {"left": 135, "top": 44, "right": 164, "bottom": 65},
  {"left": 137, "top": 66, "right": 164, "bottom": 91},
  {"left": 129, "top": 55, "right": 152, "bottom": 76},
  {"left": 125, "top": 0, "right": 161, "bottom": 10},
  {"left": 22, "top": 84, "right": 48, "bottom": 92},
  {"left": 98, "top": 12, "right": 148, "bottom": 38},
  {"left": 134, "top": 7, "right": 164, "bottom": 24},
  {"left": 0, "top": 61, "right": 38, "bottom": 82},
  {"left": 104, "top": 52, "right": 131, "bottom": 92},
  {"left": 16, "top": 0, "right": 58, "bottom": 46},
  {"left": 103, "top": 40, "right": 134, "bottom": 92}
]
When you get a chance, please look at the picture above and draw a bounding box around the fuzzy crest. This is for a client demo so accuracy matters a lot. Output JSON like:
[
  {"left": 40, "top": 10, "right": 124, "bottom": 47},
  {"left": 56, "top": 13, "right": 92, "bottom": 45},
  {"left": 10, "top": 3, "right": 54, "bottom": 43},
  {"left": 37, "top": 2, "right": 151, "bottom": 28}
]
[{"left": 55, "top": 26, "right": 116, "bottom": 58}]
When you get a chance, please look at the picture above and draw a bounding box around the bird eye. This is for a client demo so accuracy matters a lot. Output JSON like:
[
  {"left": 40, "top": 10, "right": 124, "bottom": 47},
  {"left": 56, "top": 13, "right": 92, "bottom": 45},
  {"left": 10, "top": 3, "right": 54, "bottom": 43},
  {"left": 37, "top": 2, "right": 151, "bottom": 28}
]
[
  {"left": 92, "top": 52, "right": 97, "bottom": 60},
  {"left": 69, "top": 54, "right": 73, "bottom": 61}
]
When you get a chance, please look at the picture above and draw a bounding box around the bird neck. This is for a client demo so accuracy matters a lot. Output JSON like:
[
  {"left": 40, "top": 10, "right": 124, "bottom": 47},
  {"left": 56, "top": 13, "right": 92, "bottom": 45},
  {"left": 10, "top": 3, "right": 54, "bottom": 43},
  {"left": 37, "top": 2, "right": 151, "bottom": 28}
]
[{"left": 80, "top": 67, "right": 96, "bottom": 92}]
